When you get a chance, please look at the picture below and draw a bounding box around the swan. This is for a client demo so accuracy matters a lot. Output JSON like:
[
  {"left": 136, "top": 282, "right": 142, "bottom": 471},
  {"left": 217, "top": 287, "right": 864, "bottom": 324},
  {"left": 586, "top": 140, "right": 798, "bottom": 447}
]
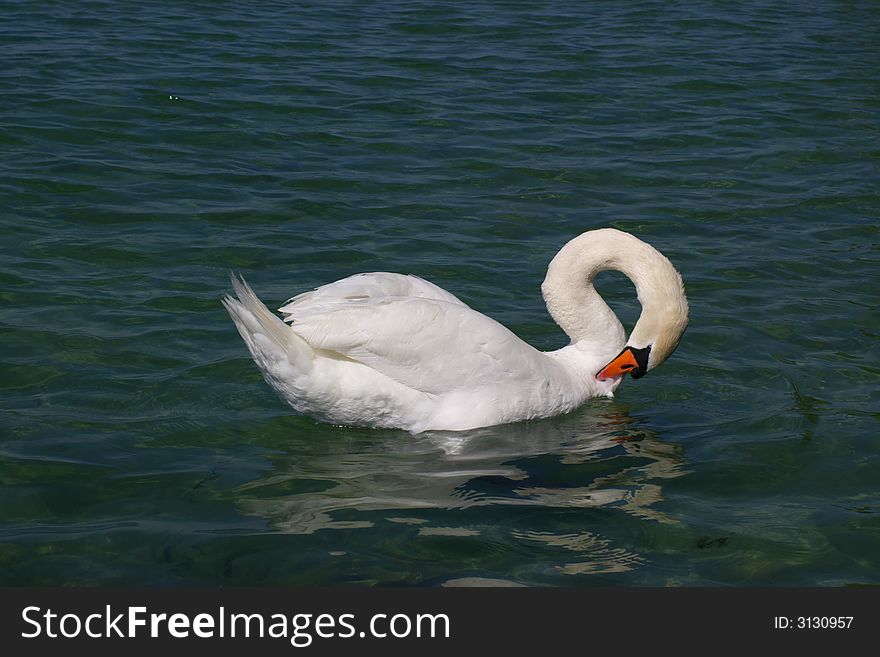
[{"left": 222, "top": 228, "right": 688, "bottom": 433}]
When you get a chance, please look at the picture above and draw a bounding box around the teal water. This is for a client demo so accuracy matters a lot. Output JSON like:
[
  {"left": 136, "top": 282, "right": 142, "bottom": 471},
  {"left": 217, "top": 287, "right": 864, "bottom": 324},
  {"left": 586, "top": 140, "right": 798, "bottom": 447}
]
[{"left": 2, "top": 1, "right": 878, "bottom": 586}]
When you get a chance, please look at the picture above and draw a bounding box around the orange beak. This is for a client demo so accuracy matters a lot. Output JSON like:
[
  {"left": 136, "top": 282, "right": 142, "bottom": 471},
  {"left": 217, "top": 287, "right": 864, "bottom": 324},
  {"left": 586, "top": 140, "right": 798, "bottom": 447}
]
[{"left": 596, "top": 348, "right": 639, "bottom": 381}]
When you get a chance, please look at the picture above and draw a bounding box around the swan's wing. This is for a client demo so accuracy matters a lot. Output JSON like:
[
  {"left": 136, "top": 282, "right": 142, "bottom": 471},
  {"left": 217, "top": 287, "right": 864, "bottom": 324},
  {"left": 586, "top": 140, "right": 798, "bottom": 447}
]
[
  {"left": 278, "top": 272, "right": 466, "bottom": 322},
  {"left": 283, "top": 291, "right": 548, "bottom": 396}
]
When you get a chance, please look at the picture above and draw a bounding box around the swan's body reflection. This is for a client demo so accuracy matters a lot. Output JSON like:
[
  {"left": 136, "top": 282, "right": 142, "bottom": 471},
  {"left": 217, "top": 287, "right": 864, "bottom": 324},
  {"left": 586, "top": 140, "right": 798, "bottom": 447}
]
[{"left": 235, "top": 404, "right": 688, "bottom": 582}]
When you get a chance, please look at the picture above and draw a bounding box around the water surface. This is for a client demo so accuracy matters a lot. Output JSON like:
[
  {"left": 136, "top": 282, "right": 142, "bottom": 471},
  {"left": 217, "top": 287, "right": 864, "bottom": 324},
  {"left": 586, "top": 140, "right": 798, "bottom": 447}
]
[{"left": 1, "top": 0, "right": 878, "bottom": 586}]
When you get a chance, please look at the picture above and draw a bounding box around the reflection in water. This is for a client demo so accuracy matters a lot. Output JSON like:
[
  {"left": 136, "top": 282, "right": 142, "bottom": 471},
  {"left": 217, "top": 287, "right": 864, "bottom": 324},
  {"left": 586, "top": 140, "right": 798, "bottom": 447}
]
[
  {"left": 512, "top": 529, "right": 644, "bottom": 575},
  {"left": 234, "top": 404, "right": 688, "bottom": 581}
]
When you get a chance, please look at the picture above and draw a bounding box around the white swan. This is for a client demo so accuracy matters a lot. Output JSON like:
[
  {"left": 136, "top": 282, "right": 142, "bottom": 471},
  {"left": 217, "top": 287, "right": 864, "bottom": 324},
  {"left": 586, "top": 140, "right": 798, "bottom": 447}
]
[{"left": 223, "top": 228, "right": 688, "bottom": 433}]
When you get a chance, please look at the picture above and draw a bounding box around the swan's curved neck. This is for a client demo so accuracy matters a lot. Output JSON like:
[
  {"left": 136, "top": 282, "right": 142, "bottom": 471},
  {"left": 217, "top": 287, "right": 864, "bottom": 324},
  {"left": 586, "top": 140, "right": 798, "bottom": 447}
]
[{"left": 541, "top": 229, "right": 687, "bottom": 361}]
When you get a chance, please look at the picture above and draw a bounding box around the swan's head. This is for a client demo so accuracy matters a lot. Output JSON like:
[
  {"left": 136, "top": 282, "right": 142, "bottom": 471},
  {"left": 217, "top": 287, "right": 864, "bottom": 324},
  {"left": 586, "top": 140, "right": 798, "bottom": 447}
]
[{"left": 595, "top": 262, "right": 689, "bottom": 381}]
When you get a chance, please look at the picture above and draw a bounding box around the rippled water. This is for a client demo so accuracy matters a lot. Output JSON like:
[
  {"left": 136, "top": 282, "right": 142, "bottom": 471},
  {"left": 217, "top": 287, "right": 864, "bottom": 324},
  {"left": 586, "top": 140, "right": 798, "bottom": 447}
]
[{"left": 1, "top": 1, "right": 878, "bottom": 586}]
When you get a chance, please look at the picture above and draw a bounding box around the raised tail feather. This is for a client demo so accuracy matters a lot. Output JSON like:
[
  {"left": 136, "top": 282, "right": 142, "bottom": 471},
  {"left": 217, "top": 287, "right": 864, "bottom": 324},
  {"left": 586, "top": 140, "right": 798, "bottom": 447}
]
[{"left": 222, "top": 273, "right": 309, "bottom": 375}]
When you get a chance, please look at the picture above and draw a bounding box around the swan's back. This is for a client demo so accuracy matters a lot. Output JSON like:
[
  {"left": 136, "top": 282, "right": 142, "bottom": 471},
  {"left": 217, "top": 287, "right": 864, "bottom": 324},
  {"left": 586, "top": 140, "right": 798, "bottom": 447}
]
[
  {"left": 278, "top": 272, "right": 560, "bottom": 397},
  {"left": 278, "top": 272, "right": 467, "bottom": 321}
]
